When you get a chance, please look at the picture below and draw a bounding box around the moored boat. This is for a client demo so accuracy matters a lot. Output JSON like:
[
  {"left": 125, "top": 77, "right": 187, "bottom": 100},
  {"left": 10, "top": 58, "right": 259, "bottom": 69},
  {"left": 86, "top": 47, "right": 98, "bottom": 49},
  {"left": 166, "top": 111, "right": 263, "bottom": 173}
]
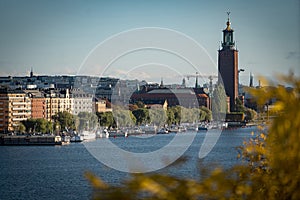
[
  {"left": 70, "top": 135, "right": 83, "bottom": 142},
  {"left": 198, "top": 125, "right": 208, "bottom": 131},
  {"left": 140, "top": 125, "right": 157, "bottom": 134},
  {"left": 80, "top": 130, "right": 96, "bottom": 141},
  {"left": 61, "top": 135, "right": 71, "bottom": 144},
  {"left": 156, "top": 128, "right": 169, "bottom": 134}
]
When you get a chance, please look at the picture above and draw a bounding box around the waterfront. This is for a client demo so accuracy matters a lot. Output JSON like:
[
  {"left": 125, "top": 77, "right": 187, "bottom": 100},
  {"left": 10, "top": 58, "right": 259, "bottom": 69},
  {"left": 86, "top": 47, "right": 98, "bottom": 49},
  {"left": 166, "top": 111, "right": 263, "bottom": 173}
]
[{"left": 0, "top": 127, "right": 258, "bottom": 200}]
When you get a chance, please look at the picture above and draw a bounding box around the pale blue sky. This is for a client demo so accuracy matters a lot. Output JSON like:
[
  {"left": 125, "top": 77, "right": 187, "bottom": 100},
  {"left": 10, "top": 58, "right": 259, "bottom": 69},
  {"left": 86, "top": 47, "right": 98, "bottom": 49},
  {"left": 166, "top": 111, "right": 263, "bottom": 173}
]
[{"left": 0, "top": 0, "right": 299, "bottom": 86}]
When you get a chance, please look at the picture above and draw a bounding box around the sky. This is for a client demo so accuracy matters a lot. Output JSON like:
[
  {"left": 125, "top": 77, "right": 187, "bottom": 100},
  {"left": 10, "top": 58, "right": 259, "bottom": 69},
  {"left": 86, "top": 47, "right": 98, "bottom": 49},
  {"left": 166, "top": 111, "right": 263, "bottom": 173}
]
[{"left": 0, "top": 0, "right": 299, "bottom": 86}]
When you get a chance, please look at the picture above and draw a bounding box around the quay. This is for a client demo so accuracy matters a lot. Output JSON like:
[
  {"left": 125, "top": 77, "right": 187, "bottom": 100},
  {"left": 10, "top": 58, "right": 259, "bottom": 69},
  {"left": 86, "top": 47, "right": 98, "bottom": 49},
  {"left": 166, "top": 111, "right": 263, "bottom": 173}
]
[{"left": 0, "top": 135, "right": 62, "bottom": 146}]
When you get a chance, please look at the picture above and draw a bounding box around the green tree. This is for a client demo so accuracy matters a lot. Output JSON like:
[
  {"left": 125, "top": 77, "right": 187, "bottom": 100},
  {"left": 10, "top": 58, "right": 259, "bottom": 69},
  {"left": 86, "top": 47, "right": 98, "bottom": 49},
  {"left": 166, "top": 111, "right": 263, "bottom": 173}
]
[
  {"left": 16, "top": 122, "right": 26, "bottom": 134},
  {"left": 35, "top": 118, "right": 50, "bottom": 133},
  {"left": 211, "top": 83, "right": 227, "bottom": 121},
  {"left": 166, "top": 108, "right": 175, "bottom": 125},
  {"left": 132, "top": 108, "right": 150, "bottom": 125},
  {"left": 149, "top": 108, "right": 167, "bottom": 126},
  {"left": 45, "top": 120, "right": 53, "bottom": 133},
  {"left": 22, "top": 118, "right": 52, "bottom": 134},
  {"left": 171, "top": 106, "right": 181, "bottom": 125},
  {"left": 52, "top": 111, "right": 76, "bottom": 131},
  {"left": 180, "top": 107, "right": 190, "bottom": 123},
  {"left": 235, "top": 97, "right": 246, "bottom": 112},
  {"left": 180, "top": 107, "right": 199, "bottom": 124},
  {"left": 96, "top": 112, "right": 115, "bottom": 128},
  {"left": 114, "top": 109, "right": 136, "bottom": 127},
  {"left": 200, "top": 106, "right": 212, "bottom": 121}
]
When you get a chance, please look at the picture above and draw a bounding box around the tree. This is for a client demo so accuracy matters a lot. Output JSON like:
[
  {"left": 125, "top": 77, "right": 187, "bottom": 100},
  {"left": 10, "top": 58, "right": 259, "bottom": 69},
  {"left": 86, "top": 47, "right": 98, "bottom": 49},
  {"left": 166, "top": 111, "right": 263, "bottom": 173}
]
[
  {"left": 166, "top": 108, "right": 175, "bottom": 125},
  {"left": 96, "top": 112, "right": 115, "bottom": 128},
  {"left": 244, "top": 108, "right": 257, "bottom": 122},
  {"left": 15, "top": 123, "right": 26, "bottom": 134},
  {"left": 86, "top": 73, "right": 300, "bottom": 200},
  {"left": 45, "top": 120, "right": 53, "bottom": 133},
  {"left": 235, "top": 97, "right": 246, "bottom": 112},
  {"left": 77, "top": 112, "right": 98, "bottom": 131},
  {"left": 171, "top": 106, "right": 181, "bottom": 125},
  {"left": 180, "top": 107, "right": 199, "bottom": 123},
  {"left": 135, "top": 101, "right": 145, "bottom": 108},
  {"left": 211, "top": 83, "right": 227, "bottom": 121},
  {"left": 113, "top": 109, "right": 136, "bottom": 127},
  {"left": 22, "top": 118, "right": 52, "bottom": 134},
  {"left": 149, "top": 108, "right": 167, "bottom": 126},
  {"left": 179, "top": 107, "right": 212, "bottom": 123},
  {"left": 52, "top": 111, "right": 76, "bottom": 131},
  {"left": 128, "top": 104, "right": 139, "bottom": 111},
  {"left": 132, "top": 108, "right": 150, "bottom": 125},
  {"left": 35, "top": 118, "right": 51, "bottom": 133},
  {"left": 22, "top": 119, "right": 36, "bottom": 133},
  {"left": 200, "top": 106, "right": 212, "bottom": 121}
]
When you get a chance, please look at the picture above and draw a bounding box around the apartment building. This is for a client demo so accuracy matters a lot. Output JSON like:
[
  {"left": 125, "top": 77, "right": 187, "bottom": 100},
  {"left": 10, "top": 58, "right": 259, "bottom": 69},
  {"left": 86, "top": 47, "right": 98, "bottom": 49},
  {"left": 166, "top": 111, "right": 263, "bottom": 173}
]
[
  {"left": 0, "top": 89, "right": 31, "bottom": 132},
  {"left": 25, "top": 90, "right": 47, "bottom": 119},
  {"left": 71, "top": 89, "right": 93, "bottom": 115}
]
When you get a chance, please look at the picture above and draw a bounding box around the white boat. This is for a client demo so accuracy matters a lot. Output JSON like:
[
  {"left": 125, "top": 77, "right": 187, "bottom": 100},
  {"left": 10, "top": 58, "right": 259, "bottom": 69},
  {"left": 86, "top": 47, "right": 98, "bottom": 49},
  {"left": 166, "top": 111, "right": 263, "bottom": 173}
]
[
  {"left": 140, "top": 125, "right": 157, "bottom": 134},
  {"left": 156, "top": 128, "right": 169, "bottom": 134},
  {"left": 80, "top": 131, "right": 96, "bottom": 141},
  {"left": 185, "top": 125, "right": 198, "bottom": 131},
  {"left": 127, "top": 127, "right": 144, "bottom": 135},
  {"left": 70, "top": 135, "right": 83, "bottom": 142},
  {"left": 168, "top": 125, "right": 186, "bottom": 133},
  {"left": 103, "top": 129, "right": 110, "bottom": 138}
]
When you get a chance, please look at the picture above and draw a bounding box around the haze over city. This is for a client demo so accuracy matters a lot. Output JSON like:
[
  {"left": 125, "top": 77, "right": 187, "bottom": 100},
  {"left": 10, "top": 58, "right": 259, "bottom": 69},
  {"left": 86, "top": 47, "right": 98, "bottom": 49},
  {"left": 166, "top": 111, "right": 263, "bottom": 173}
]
[{"left": 0, "top": 0, "right": 299, "bottom": 86}]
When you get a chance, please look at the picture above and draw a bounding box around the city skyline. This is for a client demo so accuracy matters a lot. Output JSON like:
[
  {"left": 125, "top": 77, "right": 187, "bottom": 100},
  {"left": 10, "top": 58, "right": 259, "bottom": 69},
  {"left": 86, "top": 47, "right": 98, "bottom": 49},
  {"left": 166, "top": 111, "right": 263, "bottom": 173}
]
[{"left": 0, "top": 0, "right": 299, "bottom": 86}]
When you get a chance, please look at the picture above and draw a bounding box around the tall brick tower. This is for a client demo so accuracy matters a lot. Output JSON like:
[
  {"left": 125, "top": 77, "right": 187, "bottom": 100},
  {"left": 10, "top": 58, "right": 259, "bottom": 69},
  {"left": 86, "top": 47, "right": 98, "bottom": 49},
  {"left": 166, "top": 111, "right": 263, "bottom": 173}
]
[{"left": 218, "top": 12, "right": 238, "bottom": 112}]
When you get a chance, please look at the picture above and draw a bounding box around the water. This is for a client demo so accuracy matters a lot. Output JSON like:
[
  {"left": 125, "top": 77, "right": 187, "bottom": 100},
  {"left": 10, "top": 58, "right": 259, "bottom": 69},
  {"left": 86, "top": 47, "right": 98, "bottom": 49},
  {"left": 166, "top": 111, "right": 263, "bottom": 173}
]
[{"left": 0, "top": 127, "right": 258, "bottom": 200}]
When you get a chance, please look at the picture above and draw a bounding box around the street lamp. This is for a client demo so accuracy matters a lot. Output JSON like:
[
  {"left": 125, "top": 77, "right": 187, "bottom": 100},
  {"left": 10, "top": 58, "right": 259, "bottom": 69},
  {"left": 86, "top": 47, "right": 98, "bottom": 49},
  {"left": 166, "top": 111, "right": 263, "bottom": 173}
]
[{"left": 238, "top": 69, "right": 245, "bottom": 96}]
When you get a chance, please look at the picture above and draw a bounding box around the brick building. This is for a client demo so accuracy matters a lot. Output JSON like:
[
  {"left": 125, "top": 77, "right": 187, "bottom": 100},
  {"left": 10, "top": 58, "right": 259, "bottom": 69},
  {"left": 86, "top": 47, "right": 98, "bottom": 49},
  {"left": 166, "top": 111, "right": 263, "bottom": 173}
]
[
  {"left": 25, "top": 90, "right": 46, "bottom": 119},
  {"left": 130, "top": 87, "right": 209, "bottom": 108}
]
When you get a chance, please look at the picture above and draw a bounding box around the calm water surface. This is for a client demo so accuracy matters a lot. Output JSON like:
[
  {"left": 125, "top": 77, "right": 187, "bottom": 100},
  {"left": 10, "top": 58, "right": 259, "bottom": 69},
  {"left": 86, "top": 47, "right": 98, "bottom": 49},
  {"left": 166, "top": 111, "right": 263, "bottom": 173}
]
[{"left": 0, "top": 127, "right": 258, "bottom": 200}]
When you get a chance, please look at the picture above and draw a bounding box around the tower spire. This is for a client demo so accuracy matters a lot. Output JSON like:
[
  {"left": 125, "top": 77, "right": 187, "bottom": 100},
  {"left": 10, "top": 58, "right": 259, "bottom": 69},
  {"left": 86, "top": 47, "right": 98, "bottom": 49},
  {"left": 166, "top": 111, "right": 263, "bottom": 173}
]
[
  {"left": 195, "top": 72, "right": 199, "bottom": 88},
  {"left": 226, "top": 11, "right": 231, "bottom": 30},
  {"left": 221, "top": 11, "right": 235, "bottom": 50},
  {"left": 249, "top": 72, "right": 254, "bottom": 87},
  {"left": 30, "top": 67, "right": 33, "bottom": 77}
]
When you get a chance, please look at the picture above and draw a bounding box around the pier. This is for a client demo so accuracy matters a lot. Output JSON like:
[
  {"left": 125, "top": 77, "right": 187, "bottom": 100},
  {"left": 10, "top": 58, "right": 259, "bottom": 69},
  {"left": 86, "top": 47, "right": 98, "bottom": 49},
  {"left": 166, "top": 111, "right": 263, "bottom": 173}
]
[{"left": 0, "top": 135, "right": 62, "bottom": 146}]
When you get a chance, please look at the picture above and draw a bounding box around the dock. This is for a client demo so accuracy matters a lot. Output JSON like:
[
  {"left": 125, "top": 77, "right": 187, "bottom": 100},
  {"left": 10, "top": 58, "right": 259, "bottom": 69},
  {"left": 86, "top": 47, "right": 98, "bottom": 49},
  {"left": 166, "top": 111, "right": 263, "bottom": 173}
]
[{"left": 0, "top": 135, "right": 62, "bottom": 146}]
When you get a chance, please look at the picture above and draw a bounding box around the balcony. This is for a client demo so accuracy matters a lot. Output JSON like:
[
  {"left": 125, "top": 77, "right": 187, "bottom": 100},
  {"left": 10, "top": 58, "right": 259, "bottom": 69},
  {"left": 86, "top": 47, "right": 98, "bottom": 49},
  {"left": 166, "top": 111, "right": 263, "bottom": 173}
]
[
  {"left": 12, "top": 107, "right": 27, "bottom": 111},
  {"left": 12, "top": 102, "right": 27, "bottom": 105},
  {"left": 12, "top": 117, "right": 28, "bottom": 121},
  {"left": 12, "top": 112, "right": 29, "bottom": 116}
]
